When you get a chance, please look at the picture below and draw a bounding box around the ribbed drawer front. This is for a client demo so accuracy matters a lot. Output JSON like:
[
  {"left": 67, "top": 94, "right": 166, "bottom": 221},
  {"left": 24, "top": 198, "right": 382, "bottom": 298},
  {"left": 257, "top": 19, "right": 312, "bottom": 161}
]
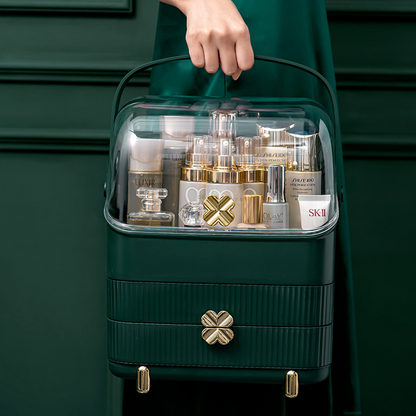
[
  {"left": 108, "top": 320, "right": 332, "bottom": 369},
  {"left": 107, "top": 280, "right": 333, "bottom": 327}
]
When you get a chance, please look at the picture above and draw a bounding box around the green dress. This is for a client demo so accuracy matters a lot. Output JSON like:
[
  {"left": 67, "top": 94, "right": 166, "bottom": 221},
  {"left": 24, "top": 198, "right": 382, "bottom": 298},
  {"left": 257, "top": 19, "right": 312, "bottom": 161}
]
[{"left": 138, "top": 1, "right": 361, "bottom": 415}]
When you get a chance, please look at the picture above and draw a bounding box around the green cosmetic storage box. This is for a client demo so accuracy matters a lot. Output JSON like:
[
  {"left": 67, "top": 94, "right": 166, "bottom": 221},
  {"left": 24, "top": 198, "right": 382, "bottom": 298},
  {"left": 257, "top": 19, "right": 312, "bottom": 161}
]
[{"left": 104, "top": 56, "right": 340, "bottom": 395}]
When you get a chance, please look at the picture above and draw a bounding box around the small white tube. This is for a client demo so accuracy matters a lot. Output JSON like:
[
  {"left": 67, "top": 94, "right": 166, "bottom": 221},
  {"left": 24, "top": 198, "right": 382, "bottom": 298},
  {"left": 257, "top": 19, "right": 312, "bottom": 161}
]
[{"left": 298, "top": 195, "right": 331, "bottom": 230}]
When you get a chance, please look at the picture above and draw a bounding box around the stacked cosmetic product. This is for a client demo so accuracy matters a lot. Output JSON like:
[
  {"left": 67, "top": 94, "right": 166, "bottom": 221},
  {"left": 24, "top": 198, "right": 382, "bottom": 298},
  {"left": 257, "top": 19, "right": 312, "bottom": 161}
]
[{"left": 126, "top": 110, "right": 331, "bottom": 231}]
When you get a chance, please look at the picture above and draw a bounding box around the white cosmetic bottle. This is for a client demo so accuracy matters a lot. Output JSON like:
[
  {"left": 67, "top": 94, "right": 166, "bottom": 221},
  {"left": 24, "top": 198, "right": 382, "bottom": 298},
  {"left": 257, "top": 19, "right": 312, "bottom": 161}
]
[
  {"left": 127, "top": 134, "right": 165, "bottom": 216},
  {"left": 178, "top": 134, "right": 210, "bottom": 227},
  {"left": 263, "top": 164, "right": 289, "bottom": 229},
  {"left": 236, "top": 136, "right": 265, "bottom": 197},
  {"left": 206, "top": 110, "right": 243, "bottom": 229},
  {"left": 285, "top": 129, "right": 322, "bottom": 228},
  {"left": 257, "top": 120, "right": 295, "bottom": 168}
]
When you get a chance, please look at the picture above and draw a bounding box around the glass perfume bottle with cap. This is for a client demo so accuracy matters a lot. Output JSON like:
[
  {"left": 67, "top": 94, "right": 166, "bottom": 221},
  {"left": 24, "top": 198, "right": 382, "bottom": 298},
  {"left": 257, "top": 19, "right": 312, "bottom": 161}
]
[
  {"left": 236, "top": 136, "right": 265, "bottom": 197},
  {"left": 127, "top": 134, "right": 165, "bottom": 215},
  {"left": 285, "top": 128, "right": 322, "bottom": 228},
  {"left": 206, "top": 110, "right": 243, "bottom": 229},
  {"left": 236, "top": 195, "right": 268, "bottom": 230},
  {"left": 178, "top": 134, "right": 210, "bottom": 227},
  {"left": 263, "top": 164, "right": 289, "bottom": 229},
  {"left": 127, "top": 187, "right": 174, "bottom": 226},
  {"left": 179, "top": 201, "right": 205, "bottom": 228}
]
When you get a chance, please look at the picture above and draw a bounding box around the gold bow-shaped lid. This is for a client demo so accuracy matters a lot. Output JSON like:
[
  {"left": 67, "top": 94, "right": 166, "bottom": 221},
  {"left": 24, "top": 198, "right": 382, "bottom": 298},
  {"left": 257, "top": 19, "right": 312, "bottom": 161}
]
[
  {"left": 201, "top": 310, "right": 234, "bottom": 345},
  {"left": 203, "top": 195, "right": 235, "bottom": 227}
]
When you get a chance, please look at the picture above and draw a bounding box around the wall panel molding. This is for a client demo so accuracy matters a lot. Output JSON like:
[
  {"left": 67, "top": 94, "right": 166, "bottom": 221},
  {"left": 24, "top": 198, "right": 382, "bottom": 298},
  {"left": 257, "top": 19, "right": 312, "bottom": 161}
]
[
  {"left": 326, "top": 0, "right": 416, "bottom": 14},
  {"left": 342, "top": 135, "right": 416, "bottom": 159},
  {"left": 0, "top": 0, "right": 132, "bottom": 13},
  {"left": 335, "top": 68, "right": 416, "bottom": 89},
  {"left": 0, "top": 128, "right": 109, "bottom": 153},
  {"left": 0, "top": 60, "right": 151, "bottom": 84},
  {"left": 1, "top": 63, "right": 416, "bottom": 89}
]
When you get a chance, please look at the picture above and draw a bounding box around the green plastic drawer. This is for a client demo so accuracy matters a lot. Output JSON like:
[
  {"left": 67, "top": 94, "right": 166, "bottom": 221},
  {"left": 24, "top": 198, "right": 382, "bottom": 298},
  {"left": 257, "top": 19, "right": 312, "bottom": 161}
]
[
  {"left": 107, "top": 280, "right": 333, "bottom": 327},
  {"left": 108, "top": 320, "right": 332, "bottom": 369}
]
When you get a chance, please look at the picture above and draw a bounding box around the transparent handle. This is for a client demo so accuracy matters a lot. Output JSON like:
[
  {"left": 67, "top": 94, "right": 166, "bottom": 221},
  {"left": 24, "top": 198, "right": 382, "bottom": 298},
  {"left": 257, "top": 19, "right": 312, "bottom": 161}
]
[{"left": 110, "top": 55, "right": 339, "bottom": 141}]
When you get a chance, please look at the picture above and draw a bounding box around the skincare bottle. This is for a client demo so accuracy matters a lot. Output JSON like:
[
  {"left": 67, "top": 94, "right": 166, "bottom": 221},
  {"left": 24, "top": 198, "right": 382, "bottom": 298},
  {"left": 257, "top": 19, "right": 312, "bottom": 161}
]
[
  {"left": 236, "top": 136, "right": 265, "bottom": 196},
  {"left": 285, "top": 129, "right": 322, "bottom": 228},
  {"left": 257, "top": 120, "right": 295, "bottom": 168},
  {"left": 178, "top": 134, "right": 210, "bottom": 226},
  {"left": 127, "top": 188, "right": 174, "bottom": 226},
  {"left": 263, "top": 164, "right": 289, "bottom": 229},
  {"left": 236, "top": 195, "right": 269, "bottom": 230},
  {"left": 206, "top": 110, "right": 243, "bottom": 228},
  {"left": 127, "top": 133, "right": 164, "bottom": 215}
]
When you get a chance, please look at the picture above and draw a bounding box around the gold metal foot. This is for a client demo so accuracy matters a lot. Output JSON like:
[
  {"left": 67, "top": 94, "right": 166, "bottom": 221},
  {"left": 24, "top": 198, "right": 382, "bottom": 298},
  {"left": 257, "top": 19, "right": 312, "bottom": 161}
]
[
  {"left": 136, "top": 366, "right": 150, "bottom": 394},
  {"left": 285, "top": 370, "right": 299, "bottom": 398}
]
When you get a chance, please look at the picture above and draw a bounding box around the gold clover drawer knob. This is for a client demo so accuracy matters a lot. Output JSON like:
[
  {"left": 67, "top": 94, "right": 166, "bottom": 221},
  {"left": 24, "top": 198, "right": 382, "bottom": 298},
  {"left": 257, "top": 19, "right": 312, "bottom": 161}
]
[
  {"left": 203, "top": 195, "right": 235, "bottom": 227},
  {"left": 201, "top": 310, "right": 234, "bottom": 345}
]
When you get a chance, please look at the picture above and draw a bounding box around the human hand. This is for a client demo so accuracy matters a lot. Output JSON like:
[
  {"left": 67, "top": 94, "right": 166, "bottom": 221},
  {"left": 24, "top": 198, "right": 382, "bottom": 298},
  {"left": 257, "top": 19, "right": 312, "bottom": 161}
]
[{"left": 162, "top": 0, "right": 254, "bottom": 80}]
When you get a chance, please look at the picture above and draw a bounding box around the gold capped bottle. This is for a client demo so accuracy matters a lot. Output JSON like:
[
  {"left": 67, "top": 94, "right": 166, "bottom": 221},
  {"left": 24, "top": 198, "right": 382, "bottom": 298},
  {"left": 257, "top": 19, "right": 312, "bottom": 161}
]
[
  {"left": 236, "top": 136, "right": 265, "bottom": 197},
  {"left": 127, "top": 187, "right": 174, "bottom": 226},
  {"left": 236, "top": 194, "right": 269, "bottom": 229},
  {"left": 206, "top": 110, "right": 243, "bottom": 229},
  {"left": 285, "top": 128, "right": 322, "bottom": 228},
  {"left": 127, "top": 133, "right": 164, "bottom": 215},
  {"left": 178, "top": 134, "right": 210, "bottom": 227}
]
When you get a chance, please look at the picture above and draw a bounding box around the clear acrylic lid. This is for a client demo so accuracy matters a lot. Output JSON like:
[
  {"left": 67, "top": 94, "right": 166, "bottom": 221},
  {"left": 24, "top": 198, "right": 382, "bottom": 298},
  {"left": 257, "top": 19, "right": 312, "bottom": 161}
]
[{"left": 104, "top": 96, "right": 338, "bottom": 237}]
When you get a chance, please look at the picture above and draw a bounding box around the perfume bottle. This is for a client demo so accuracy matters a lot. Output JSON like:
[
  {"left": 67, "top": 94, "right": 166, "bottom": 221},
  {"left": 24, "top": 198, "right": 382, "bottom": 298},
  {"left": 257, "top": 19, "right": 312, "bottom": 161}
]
[
  {"left": 178, "top": 134, "right": 210, "bottom": 226},
  {"left": 236, "top": 136, "right": 265, "bottom": 197},
  {"left": 206, "top": 110, "right": 243, "bottom": 229},
  {"left": 127, "top": 188, "right": 174, "bottom": 226},
  {"left": 179, "top": 202, "right": 205, "bottom": 228},
  {"left": 127, "top": 133, "right": 165, "bottom": 216},
  {"left": 263, "top": 164, "right": 289, "bottom": 229},
  {"left": 236, "top": 195, "right": 269, "bottom": 229},
  {"left": 285, "top": 128, "right": 322, "bottom": 228}
]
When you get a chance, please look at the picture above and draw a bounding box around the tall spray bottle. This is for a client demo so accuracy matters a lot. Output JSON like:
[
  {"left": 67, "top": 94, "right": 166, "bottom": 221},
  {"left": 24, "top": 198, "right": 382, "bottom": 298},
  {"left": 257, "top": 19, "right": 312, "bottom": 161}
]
[
  {"left": 178, "top": 134, "right": 210, "bottom": 227},
  {"left": 206, "top": 110, "right": 243, "bottom": 229},
  {"left": 236, "top": 136, "right": 264, "bottom": 197},
  {"left": 285, "top": 128, "right": 322, "bottom": 228}
]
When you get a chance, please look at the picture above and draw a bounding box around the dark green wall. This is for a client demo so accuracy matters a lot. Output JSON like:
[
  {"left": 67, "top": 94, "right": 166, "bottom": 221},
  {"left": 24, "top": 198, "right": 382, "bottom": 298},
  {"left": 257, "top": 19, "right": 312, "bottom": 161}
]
[{"left": 0, "top": 1, "right": 415, "bottom": 414}]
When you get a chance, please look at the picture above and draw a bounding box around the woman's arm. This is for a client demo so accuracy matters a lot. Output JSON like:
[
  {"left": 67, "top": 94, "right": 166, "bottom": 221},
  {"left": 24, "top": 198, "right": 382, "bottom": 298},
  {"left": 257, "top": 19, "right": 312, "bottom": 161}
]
[{"left": 159, "top": 0, "right": 254, "bottom": 80}]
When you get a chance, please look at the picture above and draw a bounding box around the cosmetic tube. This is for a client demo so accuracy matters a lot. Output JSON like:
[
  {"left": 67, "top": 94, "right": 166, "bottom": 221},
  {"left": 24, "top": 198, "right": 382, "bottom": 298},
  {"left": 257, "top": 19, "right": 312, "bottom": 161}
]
[
  {"left": 127, "top": 134, "right": 164, "bottom": 216},
  {"left": 206, "top": 110, "right": 243, "bottom": 228},
  {"left": 263, "top": 164, "right": 289, "bottom": 229},
  {"left": 236, "top": 195, "right": 268, "bottom": 229},
  {"left": 285, "top": 129, "right": 322, "bottom": 228},
  {"left": 298, "top": 195, "right": 331, "bottom": 230},
  {"left": 178, "top": 134, "right": 210, "bottom": 226},
  {"left": 236, "top": 136, "right": 265, "bottom": 197}
]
